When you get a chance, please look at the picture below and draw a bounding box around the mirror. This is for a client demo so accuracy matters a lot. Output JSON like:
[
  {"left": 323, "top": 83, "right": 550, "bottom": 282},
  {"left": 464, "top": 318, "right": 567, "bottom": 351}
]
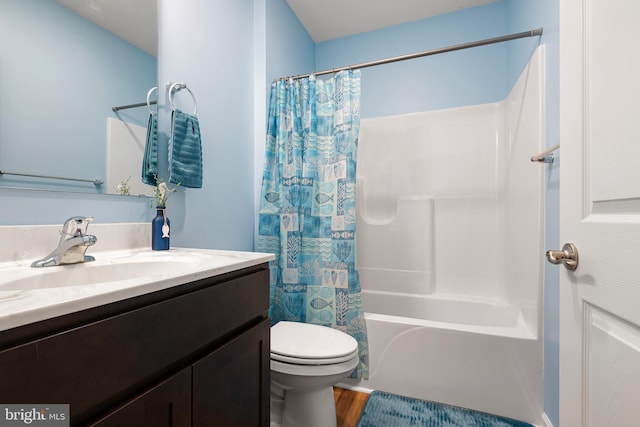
[{"left": 0, "top": 0, "right": 157, "bottom": 195}]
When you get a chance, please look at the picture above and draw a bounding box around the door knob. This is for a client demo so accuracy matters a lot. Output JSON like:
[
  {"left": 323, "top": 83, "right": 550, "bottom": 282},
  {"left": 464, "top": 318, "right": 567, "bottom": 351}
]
[{"left": 546, "top": 243, "right": 579, "bottom": 270}]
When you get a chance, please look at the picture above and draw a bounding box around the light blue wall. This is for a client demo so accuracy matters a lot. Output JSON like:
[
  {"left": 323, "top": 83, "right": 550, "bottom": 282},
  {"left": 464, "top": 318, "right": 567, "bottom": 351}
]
[
  {"left": 265, "top": 0, "right": 315, "bottom": 83},
  {"left": 507, "top": 1, "right": 560, "bottom": 426},
  {"left": 316, "top": 2, "right": 509, "bottom": 118},
  {"left": 0, "top": 0, "right": 155, "bottom": 224},
  {"left": 3, "top": 0, "right": 259, "bottom": 251},
  {"left": 158, "top": 0, "right": 255, "bottom": 251}
]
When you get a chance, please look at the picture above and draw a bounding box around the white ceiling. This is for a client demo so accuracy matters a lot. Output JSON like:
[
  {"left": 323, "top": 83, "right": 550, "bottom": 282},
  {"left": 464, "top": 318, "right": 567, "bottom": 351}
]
[
  {"left": 55, "top": 0, "right": 498, "bottom": 57},
  {"left": 285, "top": 0, "right": 499, "bottom": 42},
  {"left": 56, "top": 0, "right": 157, "bottom": 57}
]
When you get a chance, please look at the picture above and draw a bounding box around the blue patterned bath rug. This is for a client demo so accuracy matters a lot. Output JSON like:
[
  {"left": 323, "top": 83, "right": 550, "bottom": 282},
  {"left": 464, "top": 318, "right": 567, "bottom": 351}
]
[{"left": 357, "top": 390, "right": 533, "bottom": 427}]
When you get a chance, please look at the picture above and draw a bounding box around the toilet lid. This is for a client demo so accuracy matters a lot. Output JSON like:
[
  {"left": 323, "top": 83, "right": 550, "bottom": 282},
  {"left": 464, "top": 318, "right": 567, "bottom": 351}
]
[{"left": 271, "top": 321, "right": 358, "bottom": 362}]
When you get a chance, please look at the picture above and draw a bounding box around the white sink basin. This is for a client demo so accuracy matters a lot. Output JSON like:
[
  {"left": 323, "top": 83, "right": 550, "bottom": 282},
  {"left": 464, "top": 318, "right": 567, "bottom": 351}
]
[
  {"left": 0, "top": 247, "right": 274, "bottom": 332},
  {"left": 0, "top": 250, "right": 215, "bottom": 291},
  {"left": 3, "top": 261, "right": 194, "bottom": 290}
]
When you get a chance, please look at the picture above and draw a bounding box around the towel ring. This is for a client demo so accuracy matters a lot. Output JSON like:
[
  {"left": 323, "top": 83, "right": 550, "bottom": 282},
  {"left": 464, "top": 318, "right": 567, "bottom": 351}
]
[
  {"left": 147, "top": 86, "right": 158, "bottom": 115},
  {"left": 168, "top": 82, "right": 197, "bottom": 115}
]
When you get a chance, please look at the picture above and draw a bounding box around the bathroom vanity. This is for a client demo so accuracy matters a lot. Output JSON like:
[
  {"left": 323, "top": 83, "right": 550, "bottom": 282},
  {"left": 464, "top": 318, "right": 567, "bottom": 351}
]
[{"left": 0, "top": 237, "right": 273, "bottom": 426}]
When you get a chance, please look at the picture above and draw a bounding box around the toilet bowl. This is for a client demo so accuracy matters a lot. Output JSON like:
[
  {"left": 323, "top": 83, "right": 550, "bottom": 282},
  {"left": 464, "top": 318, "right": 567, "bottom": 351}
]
[{"left": 270, "top": 321, "right": 359, "bottom": 427}]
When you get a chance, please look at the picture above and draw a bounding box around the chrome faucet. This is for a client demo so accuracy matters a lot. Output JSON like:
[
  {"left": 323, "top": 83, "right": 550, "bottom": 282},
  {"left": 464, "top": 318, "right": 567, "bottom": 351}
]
[{"left": 31, "top": 216, "right": 97, "bottom": 267}]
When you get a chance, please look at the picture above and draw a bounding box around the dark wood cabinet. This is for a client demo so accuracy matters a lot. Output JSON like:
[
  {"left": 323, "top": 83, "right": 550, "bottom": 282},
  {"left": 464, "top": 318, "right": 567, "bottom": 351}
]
[
  {"left": 193, "top": 319, "right": 270, "bottom": 427},
  {"left": 89, "top": 368, "right": 192, "bottom": 427},
  {"left": 0, "top": 264, "right": 270, "bottom": 427}
]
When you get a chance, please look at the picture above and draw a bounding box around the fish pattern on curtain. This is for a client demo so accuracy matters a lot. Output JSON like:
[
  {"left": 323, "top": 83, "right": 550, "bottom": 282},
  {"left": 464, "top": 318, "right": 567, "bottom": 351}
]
[{"left": 257, "top": 70, "right": 368, "bottom": 378}]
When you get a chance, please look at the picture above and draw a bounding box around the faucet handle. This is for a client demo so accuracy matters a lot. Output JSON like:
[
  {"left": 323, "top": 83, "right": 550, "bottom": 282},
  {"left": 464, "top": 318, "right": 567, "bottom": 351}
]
[{"left": 61, "top": 216, "right": 94, "bottom": 237}]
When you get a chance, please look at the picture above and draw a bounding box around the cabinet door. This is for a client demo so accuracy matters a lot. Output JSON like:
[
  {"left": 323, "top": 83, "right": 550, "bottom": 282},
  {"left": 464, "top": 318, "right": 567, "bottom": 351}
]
[
  {"left": 88, "top": 368, "right": 191, "bottom": 427},
  {"left": 192, "top": 319, "right": 270, "bottom": 427}
]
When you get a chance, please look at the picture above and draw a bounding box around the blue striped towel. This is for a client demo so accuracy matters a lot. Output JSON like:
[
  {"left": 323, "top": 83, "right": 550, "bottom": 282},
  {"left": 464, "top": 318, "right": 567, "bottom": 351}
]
[
  {"left": 141, "top": 113, "right": 158, "bottom": 185},
  {"left": 170, "top": 108, "right": 202, "bottom": 188}
]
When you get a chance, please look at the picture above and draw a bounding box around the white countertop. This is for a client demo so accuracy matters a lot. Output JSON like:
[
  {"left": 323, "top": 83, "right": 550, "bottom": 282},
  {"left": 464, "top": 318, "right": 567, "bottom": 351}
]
[{"left": 0, "top": 247, "right": 274, "bottom": 333}]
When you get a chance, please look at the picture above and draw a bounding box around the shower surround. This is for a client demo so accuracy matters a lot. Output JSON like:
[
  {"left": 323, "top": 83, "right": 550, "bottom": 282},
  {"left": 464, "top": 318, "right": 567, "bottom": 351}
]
[{"left": 342, "top": 46, "right": 545, "bottom": 425}]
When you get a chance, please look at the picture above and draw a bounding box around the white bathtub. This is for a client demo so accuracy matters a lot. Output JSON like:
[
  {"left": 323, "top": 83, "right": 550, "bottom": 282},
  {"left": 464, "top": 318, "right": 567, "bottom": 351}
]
[
  {"left": 340, "top": 291, "right": 542, "bottom": 425},
  {"left": 362, "top": 290, "right": 527, "bottom": 332},
  {"left": 346, "top": 47, "right": 546, "bottom": 426}
]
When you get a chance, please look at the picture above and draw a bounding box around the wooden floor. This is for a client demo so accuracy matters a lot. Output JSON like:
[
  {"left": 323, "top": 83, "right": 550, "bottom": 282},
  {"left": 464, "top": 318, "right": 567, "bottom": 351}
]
[{"left": 334, "top": 387, "right": 369, "bottom": 427}]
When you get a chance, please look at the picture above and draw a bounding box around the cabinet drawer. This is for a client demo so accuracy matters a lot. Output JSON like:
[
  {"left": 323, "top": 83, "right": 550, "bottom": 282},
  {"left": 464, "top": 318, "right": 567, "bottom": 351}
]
[{"left": 0, "top": 268, "right": 269, "bottom": 425}]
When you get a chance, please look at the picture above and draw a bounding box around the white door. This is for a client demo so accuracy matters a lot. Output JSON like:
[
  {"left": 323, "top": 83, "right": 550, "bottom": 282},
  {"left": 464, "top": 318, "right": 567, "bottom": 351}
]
[{"left": 559, "top": 0, "right": 640, "bottom": 426}]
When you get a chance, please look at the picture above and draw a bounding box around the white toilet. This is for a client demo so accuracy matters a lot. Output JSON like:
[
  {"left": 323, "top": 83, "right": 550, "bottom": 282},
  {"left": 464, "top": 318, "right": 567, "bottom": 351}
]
[{"left": 270, "top": 321, "right": 360, "bottom": 427}]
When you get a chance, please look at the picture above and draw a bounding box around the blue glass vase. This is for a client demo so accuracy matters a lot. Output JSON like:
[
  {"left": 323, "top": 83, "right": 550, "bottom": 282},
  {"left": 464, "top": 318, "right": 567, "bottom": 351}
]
[{"left": 152, "top": 207, "right": 170, "bottom": 250}]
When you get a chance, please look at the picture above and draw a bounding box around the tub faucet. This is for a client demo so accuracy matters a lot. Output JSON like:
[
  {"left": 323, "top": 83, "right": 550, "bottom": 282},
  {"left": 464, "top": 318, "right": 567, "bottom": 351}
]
[{"left": 31, "top": 216, "right": 97, "bottom": 267}]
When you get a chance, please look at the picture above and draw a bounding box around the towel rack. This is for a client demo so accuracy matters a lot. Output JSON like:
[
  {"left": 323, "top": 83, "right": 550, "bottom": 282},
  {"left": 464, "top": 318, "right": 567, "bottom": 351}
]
[
  {"left": 113, "top": 86, "right": 158, "bottom": 113},
  {"left": 531, "top": 143, "right": 560, "bottom": 163},
  {"left": 112, "top": 100, "right": 157, "bottom": 112},
  {"left": 146, "top": 86, "right": 158, "bottom": 115},
  {"left": 0, "top": 170, "right": 103, "bottom": 186},
  {"left": 167, "top": 82, "right": 197, "bottom": 114}
]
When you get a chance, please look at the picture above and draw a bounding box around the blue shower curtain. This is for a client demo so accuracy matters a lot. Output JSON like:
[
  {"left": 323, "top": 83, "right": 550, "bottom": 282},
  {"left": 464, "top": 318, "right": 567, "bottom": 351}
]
[{"left": 257, "top": 70, "right": 368, "bottom": 378}]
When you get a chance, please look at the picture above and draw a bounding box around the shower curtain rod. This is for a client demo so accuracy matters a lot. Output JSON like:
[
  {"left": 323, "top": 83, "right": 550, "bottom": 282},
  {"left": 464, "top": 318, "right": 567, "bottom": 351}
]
[{"left": 283, "top": 28, "right": 543, "bottom": 81}]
